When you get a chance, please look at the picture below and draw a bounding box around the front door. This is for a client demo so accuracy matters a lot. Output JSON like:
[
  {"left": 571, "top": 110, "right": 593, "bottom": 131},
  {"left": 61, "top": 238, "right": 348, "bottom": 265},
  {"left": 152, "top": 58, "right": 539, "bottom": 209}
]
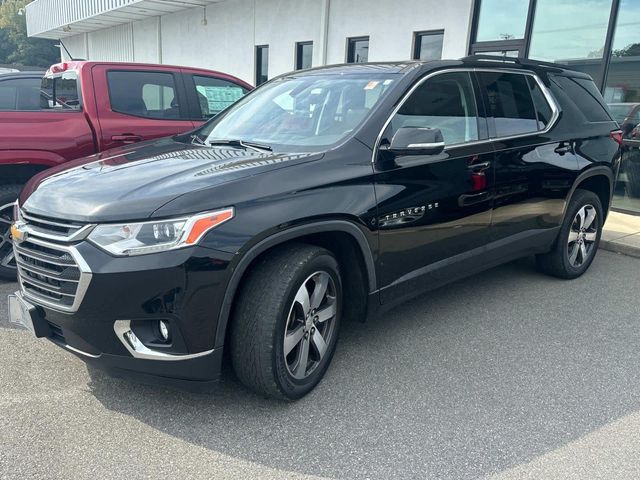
[{"left": 374, "top": 71, "right": 495, "bottom": 304}]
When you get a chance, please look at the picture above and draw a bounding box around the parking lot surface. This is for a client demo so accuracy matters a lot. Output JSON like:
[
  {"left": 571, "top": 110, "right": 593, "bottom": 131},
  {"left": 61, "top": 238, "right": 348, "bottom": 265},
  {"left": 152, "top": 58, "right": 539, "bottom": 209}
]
[{"left": 1, "top": 250, "right": 640, "bottom": 480}]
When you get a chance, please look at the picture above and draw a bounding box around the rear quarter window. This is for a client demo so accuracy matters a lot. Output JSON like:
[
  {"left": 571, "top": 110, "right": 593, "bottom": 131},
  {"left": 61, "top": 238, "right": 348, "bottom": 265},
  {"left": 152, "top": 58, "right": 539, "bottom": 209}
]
[{"left": 551, "top": 75, "right": 612, "bottom": 123}]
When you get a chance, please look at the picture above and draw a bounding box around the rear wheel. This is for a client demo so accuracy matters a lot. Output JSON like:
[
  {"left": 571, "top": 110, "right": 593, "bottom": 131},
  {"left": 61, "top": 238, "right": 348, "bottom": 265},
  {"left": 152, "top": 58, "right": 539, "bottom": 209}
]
[
  {"left": 230, "top": 244, "right": 342, "bottom": 400},
  {"left": 0, "top": 185, "right": 21, "bottom": 281},
  {"left": 536, "top": 189, "right": 603, "bottom": 279}
]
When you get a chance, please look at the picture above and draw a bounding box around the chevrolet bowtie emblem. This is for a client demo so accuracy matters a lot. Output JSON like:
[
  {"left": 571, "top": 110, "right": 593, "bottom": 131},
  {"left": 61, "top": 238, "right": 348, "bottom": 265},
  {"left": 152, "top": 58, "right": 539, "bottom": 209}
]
[{"left": 10, "top": 223, "right": 27, "bottom": 244}]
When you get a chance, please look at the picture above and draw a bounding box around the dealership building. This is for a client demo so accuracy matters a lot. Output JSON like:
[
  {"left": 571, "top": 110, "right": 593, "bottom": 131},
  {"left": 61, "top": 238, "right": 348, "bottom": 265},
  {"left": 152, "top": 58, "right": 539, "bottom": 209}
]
[{"left": 25, "top": 0, "right": 640, "bottom": 212}]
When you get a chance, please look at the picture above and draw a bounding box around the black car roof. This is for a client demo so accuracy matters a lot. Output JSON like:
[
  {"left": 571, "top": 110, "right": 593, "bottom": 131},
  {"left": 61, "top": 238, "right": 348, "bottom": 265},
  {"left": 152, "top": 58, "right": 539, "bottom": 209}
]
[{"left": 283, "top": 56, "right": 591, "bottom": 81}]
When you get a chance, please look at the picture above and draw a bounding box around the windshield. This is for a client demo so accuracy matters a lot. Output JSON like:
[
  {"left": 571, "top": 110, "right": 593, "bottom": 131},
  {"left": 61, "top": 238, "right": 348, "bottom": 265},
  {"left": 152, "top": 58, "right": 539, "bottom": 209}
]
[{"left": 195, "top": 73, "right": 398, "bottom": 151}]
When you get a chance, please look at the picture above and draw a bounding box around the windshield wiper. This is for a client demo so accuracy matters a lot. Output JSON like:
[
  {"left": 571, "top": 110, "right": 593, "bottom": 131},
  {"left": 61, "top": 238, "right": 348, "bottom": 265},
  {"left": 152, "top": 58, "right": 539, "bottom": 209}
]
[
  {"left": 206, "top": 139, "right": 272, "bottom": 153},
  {"left": 190, "top": 134, "right": 206, "bottom": 146}
]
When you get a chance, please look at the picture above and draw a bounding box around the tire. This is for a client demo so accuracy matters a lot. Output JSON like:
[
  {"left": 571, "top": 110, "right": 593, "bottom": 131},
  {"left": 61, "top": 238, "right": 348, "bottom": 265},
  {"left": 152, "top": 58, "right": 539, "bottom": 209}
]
[
  {"left": 230, "top": 243, "right": 342, "bottom": 400},
  {"left": 0, "top": 184, "right": 22, "bottom": 281},
  {"left": 536, "top": 189, "right": 603, "bottom": 279}
]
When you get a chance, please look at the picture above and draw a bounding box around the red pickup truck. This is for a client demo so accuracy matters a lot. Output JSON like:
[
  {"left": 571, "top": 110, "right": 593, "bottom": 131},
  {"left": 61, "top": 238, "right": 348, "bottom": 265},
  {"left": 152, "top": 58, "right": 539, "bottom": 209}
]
[{"left": 0, "top": 61, "right": 252, "bottom": 278}]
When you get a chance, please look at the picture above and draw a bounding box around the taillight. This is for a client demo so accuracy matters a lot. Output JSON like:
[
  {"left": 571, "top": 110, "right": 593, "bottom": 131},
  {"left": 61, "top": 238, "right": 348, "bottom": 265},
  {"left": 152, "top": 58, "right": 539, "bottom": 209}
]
[{"left": 610, "top": 129, "right": 624, "bottom": 145}]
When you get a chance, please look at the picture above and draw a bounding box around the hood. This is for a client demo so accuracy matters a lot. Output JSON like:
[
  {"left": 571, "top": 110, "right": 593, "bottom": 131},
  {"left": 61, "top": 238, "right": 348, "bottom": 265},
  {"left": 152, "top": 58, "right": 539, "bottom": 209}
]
[{"left": 22, "top": 137, "right": 323, "bottom": 222}]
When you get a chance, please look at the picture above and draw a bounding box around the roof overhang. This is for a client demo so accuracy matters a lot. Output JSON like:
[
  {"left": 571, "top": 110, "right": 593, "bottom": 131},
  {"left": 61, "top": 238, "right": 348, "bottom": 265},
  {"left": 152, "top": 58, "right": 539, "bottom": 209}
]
[{"left": 26, "top": 0, "right": 224, "bottom": 39}]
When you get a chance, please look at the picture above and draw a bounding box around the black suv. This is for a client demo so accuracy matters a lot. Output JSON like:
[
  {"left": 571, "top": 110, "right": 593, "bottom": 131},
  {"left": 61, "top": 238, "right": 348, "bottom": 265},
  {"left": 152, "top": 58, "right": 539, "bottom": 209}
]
[{"left": 8, "top": 57, "right": 621, "bottom": 400}]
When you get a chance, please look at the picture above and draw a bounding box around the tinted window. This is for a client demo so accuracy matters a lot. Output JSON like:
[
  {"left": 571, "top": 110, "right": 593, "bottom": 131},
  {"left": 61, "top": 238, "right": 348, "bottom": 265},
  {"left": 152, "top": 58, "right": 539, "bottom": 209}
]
[
  {"left": 0, "top": 77, "right": 41, "bottom": 110},
  {"left": 479, "top": 72, "right": 539, "bottom": 137},
  {"left": 256, "top": 46, "right": 269, "bottom": 86},
  {"left": 390, "top": 72, "right": 479, "bottom": 146},
  {"left": 193, "top": 75, "right": 248, "bottom": 119},
  {"left": 347, "top": 37, "right": 369, "bottom": 63},
  {"left": 40, "top": 72, "right": 81, "bottom": 110},
  {"left": 108, "top": 71, "right": 180, "bottom": 119},
  {"left": 413, "top": 31, "right": 444, "bottom": 61},
  {"left": 526, "top": 76, "right": 554, "bottom": 128},
  {"left": 552, "top": 75, "right": 612, "bottom": 122},
  {"left": 296, "top": 42, "right": 313, "bottom": 70}
]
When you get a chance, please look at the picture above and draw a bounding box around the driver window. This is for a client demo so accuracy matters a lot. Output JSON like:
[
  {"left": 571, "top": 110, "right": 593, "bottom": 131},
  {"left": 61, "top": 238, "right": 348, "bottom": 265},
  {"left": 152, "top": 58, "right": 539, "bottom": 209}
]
[{"left": 390, "top": 72, "right": 479, "bottom": 145}]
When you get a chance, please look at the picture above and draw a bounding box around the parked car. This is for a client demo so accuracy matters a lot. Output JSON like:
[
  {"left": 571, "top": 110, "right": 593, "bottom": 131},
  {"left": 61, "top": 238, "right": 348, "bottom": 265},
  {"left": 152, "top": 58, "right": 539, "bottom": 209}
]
[
  {"left": 8, "top": 57, "right": 621, "bottom": 400},
  {"left": 0, "top": 61, "right": 252, "bottom": 279},
  {"left": 608, "top": 103, "right": 640, "bottom": 197},
  {"left": 0, "top": 71, "right": 45, "bottom": 111}
]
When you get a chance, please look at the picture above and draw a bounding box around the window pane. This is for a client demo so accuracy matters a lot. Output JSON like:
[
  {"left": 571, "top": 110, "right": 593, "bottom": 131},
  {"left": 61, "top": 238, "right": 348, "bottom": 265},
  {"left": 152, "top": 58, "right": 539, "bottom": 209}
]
[
  {"left": 414, "top": 32, "right": 444, "bottom": 61},
  {"left": 0, "top": 83, "right": 17, "bottom": 109},
  {"left": 0, "top": 78, "right": 41, "bottom": 110},
  {"left": 108, "top": 71, "right": 179, "bottom": 119},
  {"left": 605, "top": 0, "right": 640, "bottom": 104},
  {"left": 296, "top": 42, "right": 313, "bottom": 70},
  {"left": 551, "top": 75, "right": 612, "bottom": 122},
  {"left": 475, "top": 0, "right": 529, "bottom": 42},
  {"left": 256, "top": 46, "right": 269, "bottom": 86},
  {"left": 479, "top": 72, "right": 538, "bottom": 137},
  {"left": 529, "top": 0, "right": 612, "bottom": 65},
  {"left": 347, "top": 38, "right": 369, "bottom": 63},
  {"left": 391, "top": 72, "right": 479, "bottom": 145},
  {"left": 526, "top": 76, "right": 553, "bottom": 128},
  {"left": 193, "top": 75, "right": 248, "bottom": 119},
  {"left": 40, "top": 72, "right": 81, "bottom": 110}
]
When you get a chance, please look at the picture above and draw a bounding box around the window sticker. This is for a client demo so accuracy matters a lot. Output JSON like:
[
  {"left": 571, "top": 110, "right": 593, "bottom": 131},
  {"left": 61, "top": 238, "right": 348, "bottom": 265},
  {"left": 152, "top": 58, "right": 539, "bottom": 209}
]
[{"left": 197, "top": 85, "right": 245, "bottom": 113}]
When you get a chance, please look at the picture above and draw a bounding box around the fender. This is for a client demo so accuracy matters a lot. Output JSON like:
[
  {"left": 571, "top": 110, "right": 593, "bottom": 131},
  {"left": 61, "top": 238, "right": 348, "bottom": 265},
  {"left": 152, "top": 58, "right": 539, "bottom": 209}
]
[
  {"left": 214, "top": 220, "right": 377, "bottom": 348},
  {"left": 563, "top": 165, "right": 614, "bottom": 219}
]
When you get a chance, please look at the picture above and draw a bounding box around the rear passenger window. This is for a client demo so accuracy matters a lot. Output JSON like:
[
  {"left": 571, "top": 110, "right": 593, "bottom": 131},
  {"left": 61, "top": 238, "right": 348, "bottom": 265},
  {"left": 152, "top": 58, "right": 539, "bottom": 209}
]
[
  {"left": 390, "top": 71, "right": 479, "bottom": 146},
  {"left": 192, "top": 75, "right": 248, "bottom": 119},
  {"left": 527, "top": 76, "right": 553, "bottom": 129},
  {"left": 551, "top": 75, "right": 612, "bottom": 123},
  {"left": 108, "top": 71, "right": 181, "bottom": 120},
  {"left": 479, "top": 72, "right": 540, "bottom": 137}
]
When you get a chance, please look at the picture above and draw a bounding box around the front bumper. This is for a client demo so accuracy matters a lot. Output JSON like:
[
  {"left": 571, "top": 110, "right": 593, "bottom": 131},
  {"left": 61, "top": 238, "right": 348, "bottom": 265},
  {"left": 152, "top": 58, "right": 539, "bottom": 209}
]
[{"left": 15, "top": 240, "right": 235, "bottom": 385}]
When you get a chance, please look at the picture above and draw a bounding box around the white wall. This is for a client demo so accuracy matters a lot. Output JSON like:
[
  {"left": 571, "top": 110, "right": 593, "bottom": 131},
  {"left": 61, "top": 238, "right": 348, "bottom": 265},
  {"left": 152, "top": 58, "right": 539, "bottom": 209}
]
[
  {"left": 325, "top": 0, "right": 473, "bottom": 63},
  {"left": 58, "top": 0, "right": 473, "bottom": 84}
]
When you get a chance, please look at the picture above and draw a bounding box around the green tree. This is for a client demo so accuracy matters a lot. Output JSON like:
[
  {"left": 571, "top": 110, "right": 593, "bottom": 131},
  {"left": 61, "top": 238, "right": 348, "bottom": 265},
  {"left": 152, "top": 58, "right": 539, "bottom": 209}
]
[
  {"left": 613, "top": 43, "right": 640, "bottom": 58},
  {"left": 0, "top": 0, "right": 59, "bottom": 67}
]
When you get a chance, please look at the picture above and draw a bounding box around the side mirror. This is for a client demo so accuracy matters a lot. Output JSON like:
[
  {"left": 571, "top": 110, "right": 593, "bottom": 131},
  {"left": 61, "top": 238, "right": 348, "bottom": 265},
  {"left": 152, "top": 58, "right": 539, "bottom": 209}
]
[{"left": 389, "top": 127, "right": 445, "bottom": 155}]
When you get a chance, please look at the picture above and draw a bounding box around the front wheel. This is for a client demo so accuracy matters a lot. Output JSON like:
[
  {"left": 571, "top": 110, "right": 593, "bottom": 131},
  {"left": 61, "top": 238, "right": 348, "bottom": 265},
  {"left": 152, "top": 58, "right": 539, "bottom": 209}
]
[
  {"left": 230, "top": 244, "right": 342, "bottom": 400},
  {"left": 0, "top": 185, "right": 22, "bottom": 281},
  {"left": 536, "top": 189, "right": 603, "bottom": 279}
]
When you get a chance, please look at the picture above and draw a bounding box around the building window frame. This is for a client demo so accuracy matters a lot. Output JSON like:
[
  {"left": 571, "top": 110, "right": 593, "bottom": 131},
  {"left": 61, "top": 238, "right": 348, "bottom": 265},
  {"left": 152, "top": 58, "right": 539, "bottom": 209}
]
[
  {"left": 412, "top": 29, "right": 445, "bottom": 61},
  {"left": 467, "top": 0, "right": 622, "bottom": 92},
  {"left": 255, "top": 44, "right": 269, "bottom": 87},
  {"left": 295, "top": 41, "right": 313, "bottom": 70},
  {"left": 346, "top": 36, "right": 370, "bottom": 63}
]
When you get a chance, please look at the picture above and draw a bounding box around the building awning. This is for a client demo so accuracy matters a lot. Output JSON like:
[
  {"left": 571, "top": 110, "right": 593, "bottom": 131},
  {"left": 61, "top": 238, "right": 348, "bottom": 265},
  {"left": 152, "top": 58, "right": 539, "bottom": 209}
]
[{"left": 26, "top": 0, "right": 223, "bottom": 39}]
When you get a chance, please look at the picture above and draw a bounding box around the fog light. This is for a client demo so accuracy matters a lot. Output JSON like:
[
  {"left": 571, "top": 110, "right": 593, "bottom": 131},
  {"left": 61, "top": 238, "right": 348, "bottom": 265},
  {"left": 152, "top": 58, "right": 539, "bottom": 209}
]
[{"left": 159, "top": 320, "right": 170, "bottom": 341}]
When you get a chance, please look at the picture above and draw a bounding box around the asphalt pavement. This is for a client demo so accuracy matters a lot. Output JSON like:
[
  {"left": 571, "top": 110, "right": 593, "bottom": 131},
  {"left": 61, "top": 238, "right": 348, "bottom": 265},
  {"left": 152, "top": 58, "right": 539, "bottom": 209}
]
[{"left": 1, "top": 250, "right": 640, "bottom": 480}]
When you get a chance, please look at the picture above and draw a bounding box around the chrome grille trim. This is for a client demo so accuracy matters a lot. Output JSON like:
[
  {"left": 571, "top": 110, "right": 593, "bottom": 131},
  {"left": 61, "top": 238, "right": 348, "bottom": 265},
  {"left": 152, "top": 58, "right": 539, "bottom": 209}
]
[
  {"left": 18, "top": 211, "right": 95, "bottom": 242},
  {"left": 14, "top": 219, "right": 92, "bottom": 314}
]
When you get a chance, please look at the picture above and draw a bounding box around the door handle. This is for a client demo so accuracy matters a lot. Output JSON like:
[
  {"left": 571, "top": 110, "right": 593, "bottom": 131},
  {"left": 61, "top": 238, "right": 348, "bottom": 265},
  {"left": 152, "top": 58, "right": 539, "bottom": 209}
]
[
  {"left": 458, "top": 191, "right": 490, "bottom": 207},
  {"left": 554, "top": 144, "right": 573, "bottom": 155},
  {"left": 468, "top": 161, "right": 491, "bottom": 171},
  {"left": 111, "top": 134, "right": 143, "bottom": 144}
]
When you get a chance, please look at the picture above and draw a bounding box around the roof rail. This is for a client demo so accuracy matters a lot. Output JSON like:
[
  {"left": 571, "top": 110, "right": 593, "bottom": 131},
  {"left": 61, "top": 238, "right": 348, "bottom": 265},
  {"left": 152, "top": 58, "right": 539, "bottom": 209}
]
[{"left": 461, "top": 54, "right": 565, "bottom": 73}]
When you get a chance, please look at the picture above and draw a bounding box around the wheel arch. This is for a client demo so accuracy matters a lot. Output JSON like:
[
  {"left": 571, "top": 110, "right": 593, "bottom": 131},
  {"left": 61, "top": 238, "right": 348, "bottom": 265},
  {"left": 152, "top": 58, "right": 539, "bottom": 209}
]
[
  {"left": 214, "top": 220, "right": 377, "bottom": 349},
  {"left": 566, "top": 166, "right": 614, "bottom": 220}
]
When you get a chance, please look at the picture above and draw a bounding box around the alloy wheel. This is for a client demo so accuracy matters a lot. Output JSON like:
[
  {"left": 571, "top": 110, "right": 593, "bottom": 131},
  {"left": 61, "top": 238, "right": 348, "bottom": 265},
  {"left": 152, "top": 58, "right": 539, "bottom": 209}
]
[
  {"left": 283, "top": 271, "right": 338, "bottom": 380},
  {"left": 567, "top": 204, "right": 598, "bottom": 268},
  {"left": 0, "top": 202, "right": 16, "bottom": 270}
]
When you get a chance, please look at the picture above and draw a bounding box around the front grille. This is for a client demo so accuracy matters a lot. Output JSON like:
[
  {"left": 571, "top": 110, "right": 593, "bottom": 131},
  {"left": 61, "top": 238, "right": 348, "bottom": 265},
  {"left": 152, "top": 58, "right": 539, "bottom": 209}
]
[
  {"left": 20, "top": 211, "right": 87, "bottom": 241},
  {"left": 14, "top": 211, "right": 92, "bottom": 312}
]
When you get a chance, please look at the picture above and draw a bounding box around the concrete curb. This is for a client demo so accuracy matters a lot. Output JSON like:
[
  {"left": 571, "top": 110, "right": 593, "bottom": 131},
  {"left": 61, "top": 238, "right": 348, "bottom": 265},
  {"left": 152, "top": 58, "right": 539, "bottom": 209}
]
[{"left": 600, "top": 239, "right": 640, "bottom": 259}]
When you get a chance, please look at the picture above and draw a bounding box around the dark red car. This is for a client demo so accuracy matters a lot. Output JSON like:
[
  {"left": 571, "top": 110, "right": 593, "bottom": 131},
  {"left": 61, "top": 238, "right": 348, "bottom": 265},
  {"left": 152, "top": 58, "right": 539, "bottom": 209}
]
[{"left": 0, "top": 61, "right": 252, "bottom": 278}]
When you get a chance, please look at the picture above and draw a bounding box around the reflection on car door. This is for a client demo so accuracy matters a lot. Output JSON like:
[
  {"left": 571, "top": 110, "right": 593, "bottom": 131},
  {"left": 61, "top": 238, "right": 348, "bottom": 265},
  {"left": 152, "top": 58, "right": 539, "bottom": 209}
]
[{"left": 374, "top": 71, "right": 494, "bottom": 304}]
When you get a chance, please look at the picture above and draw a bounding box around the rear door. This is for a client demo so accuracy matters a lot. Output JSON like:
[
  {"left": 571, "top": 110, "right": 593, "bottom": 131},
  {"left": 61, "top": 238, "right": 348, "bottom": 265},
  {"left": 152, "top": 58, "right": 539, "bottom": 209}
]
[
  {"left": 475, "top": 70, "right": 577, "bottom": 244},
  {"left": 181, "top": 71, "right": 250, "bottom": 125},
  {"left": 92, "top": 65, "right": 194, "bottom": 151}
]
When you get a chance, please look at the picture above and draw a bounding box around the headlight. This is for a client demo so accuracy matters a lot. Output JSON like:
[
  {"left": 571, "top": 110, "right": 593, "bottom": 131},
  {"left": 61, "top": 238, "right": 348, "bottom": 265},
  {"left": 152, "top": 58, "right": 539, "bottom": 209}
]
[{"left": 87, "top": 207, "right": 234, "bottom": 256}]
